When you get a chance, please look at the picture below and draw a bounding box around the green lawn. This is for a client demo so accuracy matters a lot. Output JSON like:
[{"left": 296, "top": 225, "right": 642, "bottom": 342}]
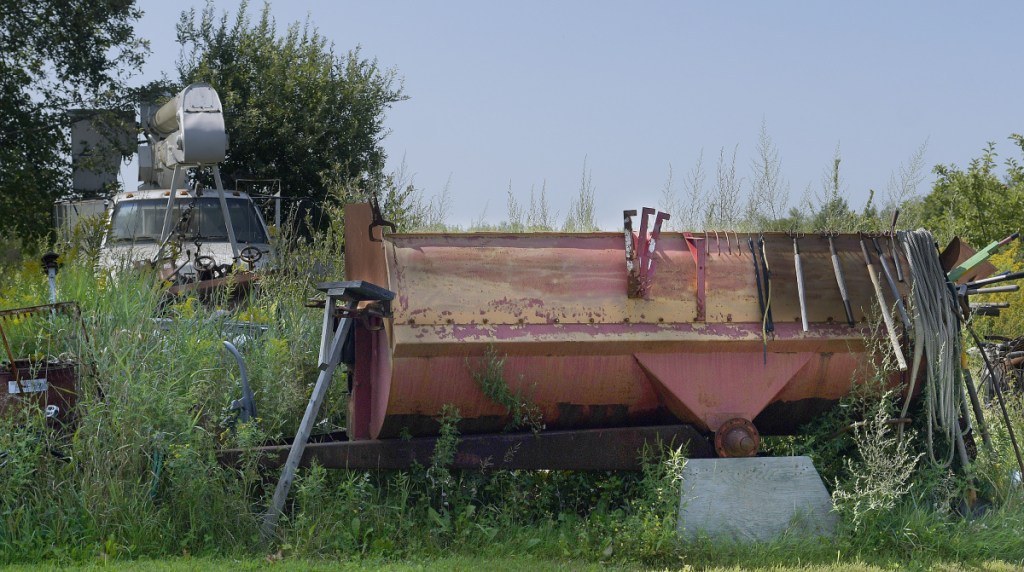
[{"left": 5, "top": 556, "right": 1023, "bottom": 572}]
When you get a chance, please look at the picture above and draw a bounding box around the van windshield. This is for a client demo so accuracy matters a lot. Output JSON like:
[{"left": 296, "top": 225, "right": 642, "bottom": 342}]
[{"left": 109, "top": 197, "right": 269, "bottom": 244}]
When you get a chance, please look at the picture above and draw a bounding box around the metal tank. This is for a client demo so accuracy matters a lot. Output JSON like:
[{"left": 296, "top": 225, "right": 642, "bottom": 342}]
[{"left": 342, "top": 203, "right": 911, "bottom": 456}]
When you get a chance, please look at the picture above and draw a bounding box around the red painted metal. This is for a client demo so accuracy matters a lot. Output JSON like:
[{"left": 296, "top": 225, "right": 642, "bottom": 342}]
[
  {"left": 0, "top": 360, "right": 79, "bottom": 425},
  {"left": 342, "top": 203, "right": 913, "bottom": 451}
]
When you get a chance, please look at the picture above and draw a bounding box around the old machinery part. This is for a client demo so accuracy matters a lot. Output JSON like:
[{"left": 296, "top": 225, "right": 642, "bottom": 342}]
[
  {"left": 338, "top": 203, "right": 914, "bottom": 455},
  {"left": 193, "top": 255, "right": 217, "bottom": 272},
  {"left": 947, "top": 232, "right": 1020, "bottom": 283},
  {"left": 715, "top": 418, "right": 760, "bottom": 458},
  {"left": 263, "top": 280, "right": 395, "bottom": 541},
  {"left": 239, "top": 245, "right": 263, "bottom": 270},
  {"left": 42, "top": 251, "right": 60, "bottom": 304},
  {"left": 367, "top": 194, "right": 396, "bottom": 242}
]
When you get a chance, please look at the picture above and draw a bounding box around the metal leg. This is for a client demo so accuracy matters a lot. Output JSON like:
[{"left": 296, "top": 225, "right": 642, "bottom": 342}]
[{"left": 261, "top": 297, "right": 354, "bottom": 540}]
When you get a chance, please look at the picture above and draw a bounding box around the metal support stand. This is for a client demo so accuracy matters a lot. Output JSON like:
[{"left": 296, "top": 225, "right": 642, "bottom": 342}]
[
  {"left": 213, "top": 165, "right": 240, "bottom": 260},
  {"left": 261, "top": 281, "right": 393, "bottom": 541}
]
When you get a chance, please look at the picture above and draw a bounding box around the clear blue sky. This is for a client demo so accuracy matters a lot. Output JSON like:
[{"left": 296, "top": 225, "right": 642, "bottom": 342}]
[{"left": 130, "top": 0, "right": 1024, "bottom": 229}]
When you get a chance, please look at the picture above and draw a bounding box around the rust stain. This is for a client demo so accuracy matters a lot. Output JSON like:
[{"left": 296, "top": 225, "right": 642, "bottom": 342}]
[{"left": 342, "top": 203, "right": 915, "bottom": 442}]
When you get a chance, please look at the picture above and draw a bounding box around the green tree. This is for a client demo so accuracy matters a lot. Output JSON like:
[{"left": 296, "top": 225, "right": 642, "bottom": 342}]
[
  {"left": 0, "top": 0, "right": 145, "bottom": 239},
  {"left": 920, "top": 137, "right": 1024, "bottom": 247},
  {"left": 175, "top": 1, "right": 406, "bottom": 230}
]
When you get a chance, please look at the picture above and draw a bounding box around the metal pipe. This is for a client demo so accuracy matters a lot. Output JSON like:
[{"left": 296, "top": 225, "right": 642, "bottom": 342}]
[
  {"left": 828, "top": 234, "right": 856, "bottom": 326},
  {"left": 860, "top": 235, "right": 908, "bottom": 371},
  {"left": 964, "top": 269, "right": 1024, "bottom": 289},
  {"left": 793, "top": 236, "right": 809, "bottom": 332},
  {"left": 890, "top": 209, "right": 904, "bottom": 282},
  {"left": 967, "top": 284, "right": 1020, "bottom": 295},
  {"left": 223, "top": 341, "right": 257, "bottom": 423},
  {"left": 873, "top": 237, "right": 912, "bottom": 330},
  {"left": 42, "top": 251, "right": 59, "bottom": 304}
]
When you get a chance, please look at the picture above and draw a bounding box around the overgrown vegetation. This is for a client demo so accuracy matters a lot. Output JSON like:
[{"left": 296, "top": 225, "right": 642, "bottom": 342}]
[
  {"left": 5, "top": 0, "right": 1024, "bottom": 563},
  {"left": 0, "top": 197, "right": 1022, "bottom": 570}
]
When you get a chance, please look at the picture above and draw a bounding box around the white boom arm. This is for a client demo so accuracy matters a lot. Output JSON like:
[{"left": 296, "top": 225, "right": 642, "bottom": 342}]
[
  {"left": 136, "top": 83, "right": 239, "bottom": 259},
  {"left": 139, "top": 83, "right": 228, "bottom": 189}
]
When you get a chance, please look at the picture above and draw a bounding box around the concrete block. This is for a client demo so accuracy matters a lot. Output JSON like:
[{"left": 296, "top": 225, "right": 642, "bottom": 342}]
[{"left": 678, "top": 456, "right": 837, "bottom": 542}]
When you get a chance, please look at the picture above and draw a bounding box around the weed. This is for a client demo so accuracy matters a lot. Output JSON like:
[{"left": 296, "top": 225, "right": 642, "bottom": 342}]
[
  {"left": 469, "top": 346, "right": 543, "bottom": 434},
  {"left": 831, "top": 390, "right": 924, "bottom": 529}
]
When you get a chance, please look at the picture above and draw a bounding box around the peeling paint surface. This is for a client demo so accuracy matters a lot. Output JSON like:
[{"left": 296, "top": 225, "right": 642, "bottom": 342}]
[{"left": 343, "top": 204, "right": 912, "bottom": 441}]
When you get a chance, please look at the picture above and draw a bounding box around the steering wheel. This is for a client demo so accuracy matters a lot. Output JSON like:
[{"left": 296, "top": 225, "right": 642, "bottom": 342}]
[
  {"left": 239, "top": 246, "right": 263, "bottom": 267},
  {"left": 193, "top": 255, "right": 218, "bottom": 273}
]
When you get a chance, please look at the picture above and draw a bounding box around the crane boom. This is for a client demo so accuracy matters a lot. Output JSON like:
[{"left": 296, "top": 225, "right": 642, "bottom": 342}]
[{"left": 139, "top": 83, "right": 228, "bottom": 189}]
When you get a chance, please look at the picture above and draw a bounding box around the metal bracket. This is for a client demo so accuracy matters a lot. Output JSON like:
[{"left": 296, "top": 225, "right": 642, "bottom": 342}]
[
  {"left": 368, "top": 195, "right": 396, "bottom": 242},
  {"left": 626, "top": 208, "right": 670, "bottom": 299},
  {"left": 683, "top": 233, "right": 706, "bottom": 321}
]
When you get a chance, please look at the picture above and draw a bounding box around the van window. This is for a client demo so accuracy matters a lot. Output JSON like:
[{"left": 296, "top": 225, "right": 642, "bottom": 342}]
[{"left": 109, "top": 197, "right": 268, "bottom": 244}]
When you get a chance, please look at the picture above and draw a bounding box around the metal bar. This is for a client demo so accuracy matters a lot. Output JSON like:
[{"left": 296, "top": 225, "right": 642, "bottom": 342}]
[
  {"left": 793, "top": 236, "right": 809, "bottom": 332},
  {"left": 636, "top": 207, "right": 655, "bottom": 289},
  {"left": 0, "top": 319, "right": 21, "bottom": 388},
  {"left": 213, "top": 166, "right": 241, "bottom": 260},
  {"left": 623, "top": 210, "right": 637, "bottom": 276},
  {"left": 860, "top": 236, "right": 907, "bottom": 371},
  {"left": 872, "top": 237, "right": 912, "bottom": 330},
  {"left": 828, "top": 234, "right": 856, "bottom": 326},
  {"left": 964, "top": 269, "right": 1024, "bottom": 289},
  {"left": 643, "top": 211, "right": 671, "bottom": 292},
  {"left": 961, "top": 367, "right": 992, "bottom": 450},
  {"left": 889, "top": 208, "right": 904, "bottom": 282},
  {"left": 274, "top": 189, "right": 281, "bottom": 229},
  {"left": 223, "top": 341, "right": 256, "bottom": 423},
  {"left": 222, "top": 425, "right": 715, "bottom": 471},
  {"left": 158, "top": 164, "right": 182, "bottom": 245},
  {"left": 970, "top": 302, "right": 1010, "bottom": 309},
  {"left": 318, "top": 296, "right": 336, "bottom": 368},
  {"left": 967, "top": 285, "right": 1020, "bottom": 295}
]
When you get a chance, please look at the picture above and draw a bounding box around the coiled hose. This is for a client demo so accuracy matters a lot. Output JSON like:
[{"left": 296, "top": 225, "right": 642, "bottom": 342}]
[{"left": 899, "top": 229, "right": 968, "bottom": 468}]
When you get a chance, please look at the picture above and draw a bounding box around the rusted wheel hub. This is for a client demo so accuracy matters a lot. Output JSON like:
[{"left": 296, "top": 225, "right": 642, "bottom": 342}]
[{"left": 714, "top": 418, "right": 760, "bottom": 457}]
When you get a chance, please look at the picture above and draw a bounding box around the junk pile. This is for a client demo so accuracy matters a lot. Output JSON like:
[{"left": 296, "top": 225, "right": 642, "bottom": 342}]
[{"left": 0, "top": 256, "right": 90, "bottom": 429}]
